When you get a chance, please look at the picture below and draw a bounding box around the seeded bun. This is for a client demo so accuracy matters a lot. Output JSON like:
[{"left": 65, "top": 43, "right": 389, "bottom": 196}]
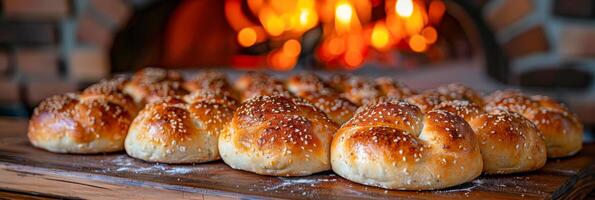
[
  {"left": 435, "top": 83, "right": 484, "bottom": 106},
  {"left": 434, "top": 100, "right": 547, "bottom": 174},
  {"left": 234, "top": 71, "right": 291, "bottom": 102},
  {"left": 328, "top": 74, "right": 380, "bottom": 105},
  {"left": 331, "top": 100, "right": 483, "bottom": 190},
  {"left": 183, "top": 70, "right": 233, "bottom": 94},
  {"left": 219, "top": 95, "right": 338, "bottom": 176},
  {"left": 123, "top": 67, "right": 187, "bottom": 105},
  {"left": 405, "top": 91, "right": 446, "bottom": 113},
  {"left": 375, "top": 77, "right": 415, "bottom": 99},
  {"left": 125, "top": 90, "right": 237, "bottom": 163},
  {"left": 28, "top": 80, "right": 135, "bottom": 153},
  {"left": 485, "top": 90, "right": 583, "bottom": 158},
  {"left": 287, "top": 72, "right": 356, "bottom": 124}
]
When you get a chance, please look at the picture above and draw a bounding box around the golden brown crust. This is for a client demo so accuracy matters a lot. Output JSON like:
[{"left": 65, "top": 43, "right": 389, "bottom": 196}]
[
  {"left": 123, "top": 68, "right": 188, "bottom": 105},
  {"left": 331, "top": 100, "right": 483, "bottom": 190},
  {"left": 375, "top": 77, "right": 415, "bottom": 99},
  {"left": 344, "top": 100, "right": 423, "bottom": 133},
  {"left": 286, "top": 72, "right": 356, "bottom": 124},
  {"left": 346, "top": 127, "right": 424, "bottom": 163},
  {"left": 467, "top": 110, "right": 547, "bottom": 174},
  {"left": 28, "top": 93, "right": 133, "bottom": 154},
  {"left": 433, "top": 100, "right": 547, "bottom": 174},
  {"left": 405, "top": 91, "right": 447, "bottom": 113},
  {"left": 183, "top": 70, "right": 233, "bottom": 95},
  {"left": 235, "top": 71, "right": 291, "bottom": 102},
  {"left": 328, "top": 74, "right": 380, "bottom": 105},
  {"left": 81, "top": 80, "right": 138, "bottom": 116},
  {"left": 125, "top": 93, "right": 236, "bottom": 163},
  {"left": 184, "top": 89, "right": 238, "bottom": 111},
  {"left": 485, "top": 90, "right": 583, "bottom": 158},
  {"left": 286, "top": 72, "right": 327, "bottom": 93},
  {"left": 234, "top": 71, "right": 269, "bottom": 91},
  {"left": 297, "top": 91, "right": 357, "bottom": 124},
  {"left": 422, "top": 110, "right": 479, "bottom": 152},
  {"left": 219, "top": 95, "right": 338, "bottom": 176},
  {"left": 433, "top": 100, "right": 482, "bottom": 122},
  {"left": 129, "top": 67, "right": 183, "bottom": 84},
  {"left": 435, "top": 83, "right": 484, "bottom": 106}
]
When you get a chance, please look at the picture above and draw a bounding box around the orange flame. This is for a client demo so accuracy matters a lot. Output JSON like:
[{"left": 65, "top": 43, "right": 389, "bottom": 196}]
[
  {"left": 226, "top": 0, "right": 445, "bottom": 69},
  {"left": 395, "top": 0, "right": 413, "bottom": 17},
  {"left": 371, "top": 21, "right": 390, "bottom": 50}
]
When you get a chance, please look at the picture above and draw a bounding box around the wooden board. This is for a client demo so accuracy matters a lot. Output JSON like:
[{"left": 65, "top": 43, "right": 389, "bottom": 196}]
[{"left": 0, "top": 118, "right": 593, "bottom": 199}]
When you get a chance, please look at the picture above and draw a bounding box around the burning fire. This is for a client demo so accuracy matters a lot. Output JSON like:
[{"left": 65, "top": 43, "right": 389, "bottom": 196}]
[
  {"left": 225, "top": 0, "right": 446, "bottom": 70},
  {"left": 396, "top": 0, "right": 414, "bottom": 17}
]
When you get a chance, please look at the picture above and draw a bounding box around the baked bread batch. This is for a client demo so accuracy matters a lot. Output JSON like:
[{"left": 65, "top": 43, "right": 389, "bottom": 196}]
[{"left": 27, "top": 67, "right": 584, "bottom": 190}]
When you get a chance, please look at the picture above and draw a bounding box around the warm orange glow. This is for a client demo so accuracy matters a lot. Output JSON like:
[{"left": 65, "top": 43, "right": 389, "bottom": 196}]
[
  {"left": 409, "top": 34, "right": 427, "bottom": 52},
  {"left": 298, "top": 9, "right": 318, "bottom": 28},
  {"left": 282, "top": 39, "right": 302, "bottom": 57},
  {"left": 270, "top": 0, "right": 294, "bottom": 14},
  {"left": 344, "top": 50, "right": 363, "bottom": 68},
  {"left": 247, "top": 0, "right": 263, "bottom": 14},
  {"left": 403, "top": 2, "right": 426, "bottom": 36},
  {"left": 238, "top": 27, "right": 258, "bottom": 47},
  {"left": 262, "top": 15, "right": 285, "bottom": 36},
  {"left": 335, "top": 2, "right": 354, "bottom": 25},
  {"left": 225, "top": 0, "right": 446, "bottom": 69},
  {"left": 396, "top": 0, "right": 414, "bottom": 17},
  {"left": 250, "top": 0, "right": 318, "bottom": 38},
  {"left": 328, "top": 37, "right": 346, "bottom": 55},
  {"left": 224, "top": 0, "right": 256, "bottom": 31},
  {"left": 371, "top": 22, "right": 390, "bottom": 49},
  {"left": 270, "top": 50, "right": 297, "bottom": 71},
  {"left": 347, "top": 34, "right": 365, "bottom": 51},
  {"left": 386, "top": 14, "right": 405, "bottom": 42},
  {"left": 421, "top": 26, "right": 438, "bottom": 44},
  {"left": 429, "top": 0, "right": 446, "bottom": 25}
]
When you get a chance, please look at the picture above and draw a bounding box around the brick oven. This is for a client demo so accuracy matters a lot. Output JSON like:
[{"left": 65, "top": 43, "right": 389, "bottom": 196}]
[{"left": 0, "top": 0, "right": 593, "bottom": 127}]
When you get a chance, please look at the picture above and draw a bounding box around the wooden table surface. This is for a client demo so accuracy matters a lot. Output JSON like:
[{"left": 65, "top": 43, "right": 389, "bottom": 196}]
[{"left": 0, "top": 118, "right": 593, "bottom": 200}]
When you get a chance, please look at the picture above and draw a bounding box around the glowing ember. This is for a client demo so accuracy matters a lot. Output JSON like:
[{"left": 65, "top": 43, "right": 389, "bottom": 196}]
[
  {"left": 422, "top": 26, "right": 438, "bottom": 44},
  {"left": 335, "top": 2, "right": 354, "bottom": 25},
  {"left": 237, "top": 27, "right": 257, "bottom": 47},
  {"left": 344, "top": 49, "right": 363, "bottom": 68},
  {"left": 225, "top": 0, "right": 446, "bottom": 70},
  {"left": 371, "top": 22, "right": 390, "bottom": 50},
  {"left": 283, "top": 39, "right": 302, "bottom": 57},
  {"left": 396, "top": 0, "right": 414, "bottom": 18},
  {"left": 409, "top": 34, "right": 427, "bottom": 52}
]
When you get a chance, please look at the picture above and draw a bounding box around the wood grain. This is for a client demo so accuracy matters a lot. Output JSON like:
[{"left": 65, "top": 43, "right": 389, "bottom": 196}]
[{"left": 0, "top": 118, "right": 593, "bottom": 199}]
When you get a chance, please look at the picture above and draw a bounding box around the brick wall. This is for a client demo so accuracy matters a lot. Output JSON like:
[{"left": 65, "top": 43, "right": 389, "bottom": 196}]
[
  {"left": 0, "top": 0, "right": 141, "bottom": 116},
  {"left": 483, "top": 0, "right": 595, "bottom": 85}
]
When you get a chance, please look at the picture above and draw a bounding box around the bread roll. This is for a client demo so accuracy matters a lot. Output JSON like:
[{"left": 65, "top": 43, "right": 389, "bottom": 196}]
[
  {"left": 435, "top": 83, "right": 484, "bottom": 106},
  {"left": 219, "top": 95, "right": 338, "bottom": 176},
  {"left": 331, "top": 100, "right": 482, "bottom": 190},
  {"left": 405, "top": 91, "right": 446, "bottom": 113},
  {"left": 82, "top": 78, "right": 138, "bottom": 116},
  {"left": 287, "top": 72, "right": 356, "bottom": 124},
  {"left": 485, "top": 90, "right": 583, "bottom": 158},
  {"left": 125, "top": 90, "right": 237, "bottom": 163},
  {"left": 235, "top": 71, "right": 290, "bottom": 102},
  {"left": 375, "top": 77, "right": 415, "bottom": 99},
  {"left": 123, "top": 67, "right": 187, "bottom": 105},
  {"left": 286, "top": 72, "right": 327, "bottom": 93},
  {"left": 434, "top": 100, "right": 546, "bottom": 174},
  {"left": 183, "top": 70, "right": 233, "bottom": 94},
  {"left": 328, "top": 74, "right": 380, "bottom": 105},
  {"left": 28, "top": 83, "right": 135, "bottom": 153},
  {"left": 405, "top": 84, "right": 482, "bottom": 113}
]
